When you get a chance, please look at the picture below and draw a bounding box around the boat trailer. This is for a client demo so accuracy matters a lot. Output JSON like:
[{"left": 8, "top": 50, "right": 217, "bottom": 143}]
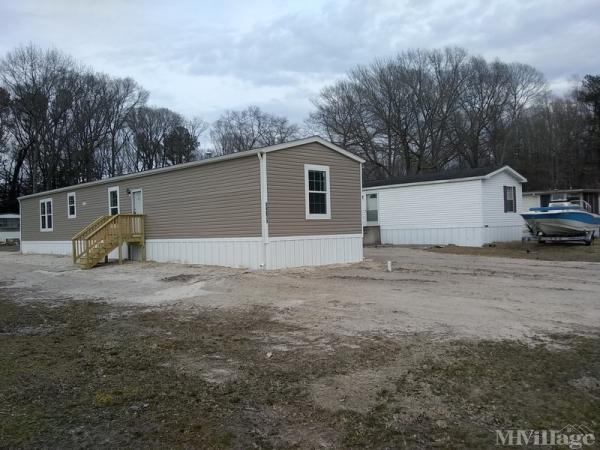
[{"left": 522, "top": 230, "right": 596, "bottom": 246}]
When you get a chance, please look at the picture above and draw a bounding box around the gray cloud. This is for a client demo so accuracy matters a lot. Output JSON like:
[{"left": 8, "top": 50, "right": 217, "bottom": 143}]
[{"left": 1, "top": 0, "right": 598, "bottom": 124}]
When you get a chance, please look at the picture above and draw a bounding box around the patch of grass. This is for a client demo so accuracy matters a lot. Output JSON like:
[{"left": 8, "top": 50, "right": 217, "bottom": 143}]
[
  {"left": 1, "top": 290, "right": 598, "bottom": 449},
  {"left": 336, "top": 335, "right": 600, "bottom": 449}
]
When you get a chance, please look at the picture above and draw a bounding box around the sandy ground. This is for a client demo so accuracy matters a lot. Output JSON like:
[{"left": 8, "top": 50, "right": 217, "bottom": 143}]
[
  {"left": 1, "top": 247, "right": 599, "bottom": 342},
  {"left": 2, "top": 248, "right": 599, "bottom": 448}
]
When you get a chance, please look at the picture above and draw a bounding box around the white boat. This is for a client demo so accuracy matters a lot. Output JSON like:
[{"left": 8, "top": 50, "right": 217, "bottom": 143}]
[{"left": 521, "top": 200, "right": 600, "bottom": 241}]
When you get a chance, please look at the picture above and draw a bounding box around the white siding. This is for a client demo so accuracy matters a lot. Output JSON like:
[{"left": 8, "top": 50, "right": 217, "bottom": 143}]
[
  {"left": 481, "top": 171, "right": 526, "bottom": 243},
  {"left": 0, "top": 230, "right": 20, "bottom": 242},
  {"left": 363, "top": 169, "right": 527, "bottom": 247},
  {"left": 372, "top": 179, "right": 485, "bottom": 246},
  {"left": 521, "top": 194, "right": 540, "bottom": 212}
]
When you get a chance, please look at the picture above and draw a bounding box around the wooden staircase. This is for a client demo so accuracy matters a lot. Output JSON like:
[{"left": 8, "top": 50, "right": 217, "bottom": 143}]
[{"left": 72, "top": 214, "right": 145, "bottom": 269}]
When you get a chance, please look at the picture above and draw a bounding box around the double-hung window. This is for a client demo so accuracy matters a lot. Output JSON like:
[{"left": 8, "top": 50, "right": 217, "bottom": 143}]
[
  {"left": 40, "top": 198, "right": 53, "bottom": 232},
  {"left": 67, "top": 192, "right": 76, "bottom": 219},
  {"left": 305, "top": 164, "right": 331, "bottom": 219},
  {"left": 503, "top": 186, "right": 516, "bottom": 213},
  {"left": 108, "top": 187, "right": 120, "bottom": 215}
]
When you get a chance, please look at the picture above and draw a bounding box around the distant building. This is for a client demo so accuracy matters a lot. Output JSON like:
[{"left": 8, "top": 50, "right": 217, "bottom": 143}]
[
  {"left": 0, "top": 214, "right": 20, "bottom": 243},
  {"left": 362, "top": 166, "right": 527, "bottom": 247}
]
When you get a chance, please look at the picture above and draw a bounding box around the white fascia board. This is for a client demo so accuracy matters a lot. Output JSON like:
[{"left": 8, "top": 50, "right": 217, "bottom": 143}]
[
  {"left": 362, "top": 176, "right": 486, "bottom": 191},
  {"left": 484, "top": 165, "right": 527, "bottom": 183}
]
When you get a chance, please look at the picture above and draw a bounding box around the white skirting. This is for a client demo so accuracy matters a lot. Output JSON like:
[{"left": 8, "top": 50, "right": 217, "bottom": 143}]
[
  {"left": 266, "top": 234, "right": 363, "bottom": 269},
  {"left": 144, "top": 235, "right": 363, "bottom": 269},
  {"left": 381, "top": 225, "right": 524, "bottom": 247},
  {"left": 21, "top": 240, "right": 72, "bottom": 255},
  {"left": 482, "top": 225, "right": 527, "bottom": 244},
  {"left": 144, "top": 237, "right": 264, "bottom": 269},
  {"left": 0, "top": 231, "right": 20, "bottom": 242},
  {"left": 21, "top": 234, "right": 364, "bottom": 270},
  {"left": 21, "top": 240, "right": 128, "bottom": 259}
]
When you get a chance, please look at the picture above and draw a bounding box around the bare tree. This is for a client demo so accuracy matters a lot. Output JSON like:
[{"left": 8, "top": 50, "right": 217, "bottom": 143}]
[
  {"left": 210, "top": 106, "right": 299, "bottom": 154},
  {"left": 126, "top": 106, "right": 203, "bottom": 170},
  {"left": 311, "top": 47, "right": 547, "bottom": 180},
  {"left": 0, "top": 44, "right": 206, "bottom": 211}
]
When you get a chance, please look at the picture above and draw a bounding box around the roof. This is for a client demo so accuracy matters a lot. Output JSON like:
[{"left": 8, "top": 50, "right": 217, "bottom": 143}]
[
  {"left": 523, "top": 188, "right": 600, "bottom": 196},
  {"left": 363, "top": 165, "right": 527, "bottom": 189},
  {"left": 18, "top": 136, "right": 365, "bottom": 201}
]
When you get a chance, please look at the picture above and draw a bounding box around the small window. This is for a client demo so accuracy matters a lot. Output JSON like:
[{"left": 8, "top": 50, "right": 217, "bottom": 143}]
[
  {"left": 305, "top": 164, "right": 331, "bottom": 219},
  {"left": 366, "top": 193, "right": 378, "bottom": 223},
  {"left": 504, "top": 186, "right": 516, "bottom": 213},
  {"left": 108, "top": 187, "right": 120, "bottom": 215},
  {"left": 40, "top": 198, "right": 53, "bottom": 232},
  {"left": 67, "top": 192, "right": 76, "bottom": 219},
  {"left": 550, "top": 192, "right": 567, "bottom": 202},
  {"left": 0, "top": 217, "right": 19, "bottom": 231}
]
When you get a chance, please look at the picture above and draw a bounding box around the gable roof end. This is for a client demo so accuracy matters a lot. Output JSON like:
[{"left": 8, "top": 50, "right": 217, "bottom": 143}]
[{"left": 484, "top": 166, "right": 527, "bottom": 183}]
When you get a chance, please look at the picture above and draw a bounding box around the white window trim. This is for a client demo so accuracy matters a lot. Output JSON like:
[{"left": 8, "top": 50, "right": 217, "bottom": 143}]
[
  {"left": 365, "top": 192, "right": 379, "bottom": 224},
  {"left": 67, "top": 192, "right": 76, "bottom": 219},
  {"left": 304, "top": 164, "right": 331, "bottom": 220},
  {"left": 130, "top": 188, "right": 143, "bottom": 214},
  {"left": 108, "top": 186, "right": 120, "bottom": 215},
  {"left": 40, "top": 198, "right": 53, "bottom": 232}
]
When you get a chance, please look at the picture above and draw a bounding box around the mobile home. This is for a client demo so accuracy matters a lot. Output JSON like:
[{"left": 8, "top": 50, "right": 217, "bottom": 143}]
[
  {"left": 362, "top": 166, "right": 527, "bottom": 247},
  {"left": 0, "top": 213, "right": 20, "bottom": 243},
  {"left": 18, "top": 137, "right": 364, "bottom": 269}
]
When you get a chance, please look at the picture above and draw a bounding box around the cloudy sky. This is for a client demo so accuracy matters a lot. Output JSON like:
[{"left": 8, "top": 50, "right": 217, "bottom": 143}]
[{"left": 1, "top": 0, "right": 598, "bottom": 125}]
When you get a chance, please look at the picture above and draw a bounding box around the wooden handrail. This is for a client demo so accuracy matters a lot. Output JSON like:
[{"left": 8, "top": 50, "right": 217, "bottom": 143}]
[
  {"left": 72, "top": 215, "right": 112, "bottom": 240},
  {"left": 72, "top": 214, "right": 145, "bottom": 267}
]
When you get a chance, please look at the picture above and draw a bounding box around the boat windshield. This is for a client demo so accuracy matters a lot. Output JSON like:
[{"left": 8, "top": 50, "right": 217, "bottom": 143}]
[{"left": 548, "top": 200, "right": 592, "bottom": 212}]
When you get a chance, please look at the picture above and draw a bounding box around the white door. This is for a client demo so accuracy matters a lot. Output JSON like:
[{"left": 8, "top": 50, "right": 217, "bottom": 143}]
[{"left": 131, "top": 190, "right": 143, "bottom": 214}]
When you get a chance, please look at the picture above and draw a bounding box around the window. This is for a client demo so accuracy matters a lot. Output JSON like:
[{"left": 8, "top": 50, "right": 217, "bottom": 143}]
[
  {"left": 550, "top": 192, "right": 567, "bottom": 202},
  {"left": 67, "top": 192, "right": 76, "bottom": 219},
  {"left": 108, "top": 187, "right": 120, "bottom": 215},
  {"left": 366, "top": 193, "right": 378, "bottom": 223},
  {"left": 40, "top": 198, "right": 53, "bottom": 231},
  {"left": 305, "top": 164, "right": 331, "bottom": 219},
  {"left": 503, "top": 186, "right": 516, "bottom": 213},
  {"left": 0, "top": 217, "right": 19, "bottom": 231}
]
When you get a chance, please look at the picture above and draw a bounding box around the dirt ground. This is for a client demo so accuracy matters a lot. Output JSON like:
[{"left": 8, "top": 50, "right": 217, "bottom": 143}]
[
  {"left": 1, "top": 248, "right": 599, "bottom": 449},
  {"left": 428, "top": 239, "right": 600, "bottom": 262}
]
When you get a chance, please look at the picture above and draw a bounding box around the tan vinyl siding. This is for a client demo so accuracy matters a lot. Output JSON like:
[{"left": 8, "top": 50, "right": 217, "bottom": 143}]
[
  {"left": 267, "top": 143, "right": 362, "bottom": 236},
  {"left": 20, "top": 156, "right": 261, "bottom": 241}
]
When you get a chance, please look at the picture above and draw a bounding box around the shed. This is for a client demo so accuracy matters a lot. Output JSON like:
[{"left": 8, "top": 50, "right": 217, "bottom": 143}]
[
  {"left": 362, "top": 166, "right": 527, "bottom": 247},
  {"left": 18, "top": 137, "right": 364, "bottom": 269}
]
